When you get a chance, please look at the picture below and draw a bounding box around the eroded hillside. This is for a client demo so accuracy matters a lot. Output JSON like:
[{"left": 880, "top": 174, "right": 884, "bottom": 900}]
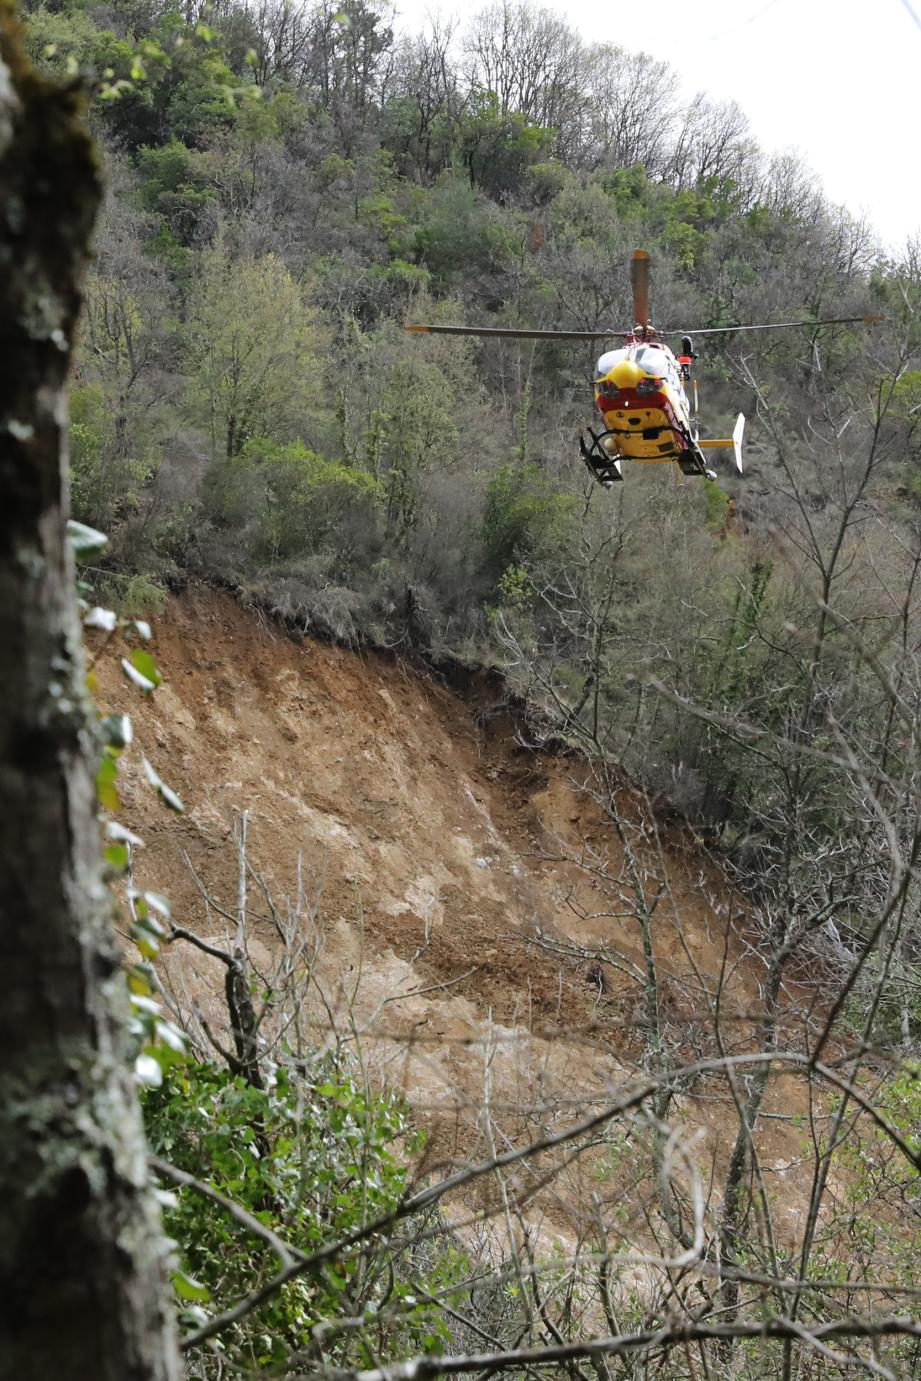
[{"left": 94, "top": 588, "right": 816, "bottom": 1250}]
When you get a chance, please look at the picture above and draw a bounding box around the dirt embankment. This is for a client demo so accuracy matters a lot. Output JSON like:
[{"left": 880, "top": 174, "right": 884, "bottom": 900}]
[{"left": 94, "top": 587, "right": 816, "bottom": 1246}]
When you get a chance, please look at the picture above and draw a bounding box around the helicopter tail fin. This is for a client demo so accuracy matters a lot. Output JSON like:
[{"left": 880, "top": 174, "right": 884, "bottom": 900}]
[
  {"left": 732, "top": 412, "right": 744, "bottom": 474},
  {"left": 697, "top": 413, "right": 745, "bottom": 474}
]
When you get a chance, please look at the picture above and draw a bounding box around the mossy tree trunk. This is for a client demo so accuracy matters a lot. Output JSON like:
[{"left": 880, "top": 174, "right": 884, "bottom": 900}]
[{"left": 0, "top": 10, "right": 179, "bottom": 1378}]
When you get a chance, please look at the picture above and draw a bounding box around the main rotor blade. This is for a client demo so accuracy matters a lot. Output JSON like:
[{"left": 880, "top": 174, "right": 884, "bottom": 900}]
[
  {"left": 405, "top": 324, "right": 624, "bottom": 340},
  {"left": 677, "top": 314, "right": 886, "bottom": 337},
  {"left": 631, "top": 249, "right": 650, "bottom": 329}
]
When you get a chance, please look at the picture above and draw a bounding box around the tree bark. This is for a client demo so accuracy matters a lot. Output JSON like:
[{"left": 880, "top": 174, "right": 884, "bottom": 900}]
[{"left": 0, "top": 10, "right": 179, "bottom": 1378}]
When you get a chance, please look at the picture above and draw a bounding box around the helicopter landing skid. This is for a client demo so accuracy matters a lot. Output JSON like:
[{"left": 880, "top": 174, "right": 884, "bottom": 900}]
[
  {"left": 677, "top": 445, "right": 716, "bottom": 481},
  {"left": 579, "top": 429, "right": 623, "bottom": 486}
]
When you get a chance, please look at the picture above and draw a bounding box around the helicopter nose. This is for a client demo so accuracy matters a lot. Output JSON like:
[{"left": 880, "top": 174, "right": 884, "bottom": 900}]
[{"left": 610, "top": 359, "right": 642, "bottom": 389}]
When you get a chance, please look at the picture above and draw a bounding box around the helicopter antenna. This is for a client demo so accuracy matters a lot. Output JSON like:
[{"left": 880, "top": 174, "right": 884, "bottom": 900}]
[{"left": 631, "top": 250, "right": 650, "bottom": 331}]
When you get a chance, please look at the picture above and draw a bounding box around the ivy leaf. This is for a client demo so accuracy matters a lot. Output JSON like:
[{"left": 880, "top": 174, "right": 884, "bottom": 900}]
[
  {"left": 130, "top": 924, "right": 160, "bottom": 959},
  {"left": 122, "top": 657, "right": 157, "bottom": 694},
  {"left": 96, "top": 753, "right": 121, "bottom": 812},
  {"left": 129, "top": 647, "right": 161, "bottom": 687},
  {"left": 143, "top": 758, "right": 184, "bottom": 812},
  {"left": 131, "top": 994, "right": 161, "bottom": 1016},
  {"left": 101, "top": 713, "right": 133, "bottom": 749},
  {"left": 127, "top": 962, "right": 156, "bottom": 996},
  {"left": 129, "top": 893, "right": 168, "bottom": 934},
  {"left": 66, "top": 519, "right": 108, "bottom": 561},
  {"left": 179, "top": 1305, "right": 209, "bottom": 1328},
  {"left": 134, "top": 1053, "right": 163, "bottom": 1087},
  {"left": 172, "top": 1270, "right": 212, "bottom": 1302},
  {"left": 104, "top": 843, "right": 130, "bottom": 873},
  {"left": 84, "top": 606, "right": 118, "bottom": 632},
  {"left": 156, "top": 1019, "right": 187, "bottom": 1053},
  {"left": 105, "top": 819, "right": 143, "bottom": 847}
]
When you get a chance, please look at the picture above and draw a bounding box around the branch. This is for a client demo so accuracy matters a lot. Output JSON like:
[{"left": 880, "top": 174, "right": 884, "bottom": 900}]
[
  {"left": 177, "top": 1051, "right": 921, "bottom": 1355},
  {"left": 178, "top": 1073, "right": 665, "bottom": 1352},
  {"left": 150, "top": 1156, "right": 300, "bottom": 1269},
  {"left": 313, "top": 1317, "right": 921, "bottom": 1381}
]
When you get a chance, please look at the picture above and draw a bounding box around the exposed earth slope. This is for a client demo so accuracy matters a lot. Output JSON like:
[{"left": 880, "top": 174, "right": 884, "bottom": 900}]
[{"left": 95, "top": 588, "right": 814, "bottom": 1246}]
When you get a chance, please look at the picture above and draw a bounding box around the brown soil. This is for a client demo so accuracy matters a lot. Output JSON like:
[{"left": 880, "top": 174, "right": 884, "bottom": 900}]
[{"left": 93, "top": 587, "right": 823, "bottom": 1249}]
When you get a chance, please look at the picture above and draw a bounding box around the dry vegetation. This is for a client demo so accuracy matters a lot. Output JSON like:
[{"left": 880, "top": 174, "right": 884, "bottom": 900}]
[{"left": 9, "top": 0, "right": 921, "bottom": 1371}]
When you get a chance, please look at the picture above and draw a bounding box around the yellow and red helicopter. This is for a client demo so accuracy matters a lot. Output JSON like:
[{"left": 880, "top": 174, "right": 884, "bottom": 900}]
[{"left": 406, "top": 249, "right": 884, "bottom": 487}]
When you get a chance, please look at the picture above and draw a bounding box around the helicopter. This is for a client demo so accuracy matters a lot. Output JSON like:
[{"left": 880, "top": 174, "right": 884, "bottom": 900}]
[{"left": 405, "top": 250, "right": 885, "bottom": 487}]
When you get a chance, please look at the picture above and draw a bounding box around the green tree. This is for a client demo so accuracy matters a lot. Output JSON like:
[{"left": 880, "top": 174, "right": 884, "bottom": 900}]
[
  {"left": 186, "top": 250, "right": 325, "bottom": 461},
  {"left": 205, "top": 436, "right": 382, "bottom": 562},
  {"left": 482, "top": 460, "right": 575, "bottom": 583}
]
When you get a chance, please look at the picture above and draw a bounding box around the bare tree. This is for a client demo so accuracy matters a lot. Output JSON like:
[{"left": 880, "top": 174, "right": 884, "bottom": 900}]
[
  {"left": 570, "top": 45, "right": 680, "bottom": 175},
  {"left": 667, "top": 93, "right": 756, "bottom": 198}
]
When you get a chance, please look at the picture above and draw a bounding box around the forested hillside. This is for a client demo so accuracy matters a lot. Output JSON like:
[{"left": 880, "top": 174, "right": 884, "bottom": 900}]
[
  {"left": 27, "top": 0, "right": 921, "bottom": 819},
  {"left": 7, "top": 0, "right": 921, "bottom": 1375}
]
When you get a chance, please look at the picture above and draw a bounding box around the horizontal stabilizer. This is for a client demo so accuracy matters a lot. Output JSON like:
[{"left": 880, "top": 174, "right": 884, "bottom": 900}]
[{"left": 697, "top": 415, "right": 745, "bottom": 474}]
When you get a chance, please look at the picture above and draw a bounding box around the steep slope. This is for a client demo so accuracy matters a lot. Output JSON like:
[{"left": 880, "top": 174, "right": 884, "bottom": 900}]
[{"left": 94, "top": 587, "right": 814, "bottom": 1244}]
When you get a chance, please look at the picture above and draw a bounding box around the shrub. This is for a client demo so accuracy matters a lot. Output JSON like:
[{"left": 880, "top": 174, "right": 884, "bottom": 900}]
[
  {"left": 204, "top": 438, "right": 382, "bottom": 564},
  {"left": 482, "top": 462, "right": 577, "bottom": 583},
  {"left": 144, "top": 1053, "right": 459, "bottom": 1372}
]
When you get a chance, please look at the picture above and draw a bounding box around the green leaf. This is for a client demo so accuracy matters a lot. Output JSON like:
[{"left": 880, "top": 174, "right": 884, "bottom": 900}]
[
  {"left": 130, "top": 923, "right": 160, "bottom": 959},
  {"left": 105, "top": 820, "right": 143, "bottom": 847},
  {"left": 122, "top": 657, "right": 157, "bottom": 694},
  {"left": 155, "top": 1019, "right": 187, "bottom": 1053},
  {"left": 127, "top": 962, "right": 158, "bottom": 997},
  {"left": 67, "top": 519, "right": 108, "bottom": 560},
  {"left": 96, "top": 753, "right": 121, "bottom": 812},
  {"left": 101, "top": 713, "right": 133, "bottom": 749},
  {"left": 142, "top": 758, "right": 184, "bottom": 812},
  {"left": 143, "top": 891, "right": 171, "bottom": 919},
  {"left": 135, "top": 1053, "right": 163, "bottom": 1087},
  {"left": 172, "top": 1270, "right": 212, "bottom": 1302},
  {"left": 104, "top": 843, "right": 130, "bottom": 872},
  {"left": 84, "top": 606, "right": 118, "bottom": 632},
  {"left": 129, "top": 647, "right": 162, "bottom": 688},
  {"left": 132, "top": 907, "right": 167, "bottom": 937}
]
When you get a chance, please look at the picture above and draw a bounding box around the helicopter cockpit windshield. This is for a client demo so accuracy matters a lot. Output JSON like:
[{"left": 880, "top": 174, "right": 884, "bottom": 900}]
[{"left": 594, "top": 344, "right": 688, "bottom": 408}]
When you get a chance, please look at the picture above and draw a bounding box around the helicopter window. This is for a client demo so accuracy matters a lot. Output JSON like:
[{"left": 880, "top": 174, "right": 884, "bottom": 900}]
[{"left": 595, "top": 349, "right": 625, "bottom": 376}]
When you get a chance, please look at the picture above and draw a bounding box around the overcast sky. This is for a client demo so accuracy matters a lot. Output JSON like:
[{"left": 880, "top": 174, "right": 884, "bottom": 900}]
[{"left": 392, "top": 0, "right": 921, "bottom": 253}]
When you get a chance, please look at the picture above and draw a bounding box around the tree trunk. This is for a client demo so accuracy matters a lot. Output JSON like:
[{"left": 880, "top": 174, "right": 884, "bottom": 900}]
[{"left": 0, "top": 12, "right": 179, "bottom": 1379}]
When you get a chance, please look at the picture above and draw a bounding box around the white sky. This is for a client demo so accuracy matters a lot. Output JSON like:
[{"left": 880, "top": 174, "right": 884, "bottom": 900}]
[{"left": 392, "top": 0, "right": 921, "bottom": 253}]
